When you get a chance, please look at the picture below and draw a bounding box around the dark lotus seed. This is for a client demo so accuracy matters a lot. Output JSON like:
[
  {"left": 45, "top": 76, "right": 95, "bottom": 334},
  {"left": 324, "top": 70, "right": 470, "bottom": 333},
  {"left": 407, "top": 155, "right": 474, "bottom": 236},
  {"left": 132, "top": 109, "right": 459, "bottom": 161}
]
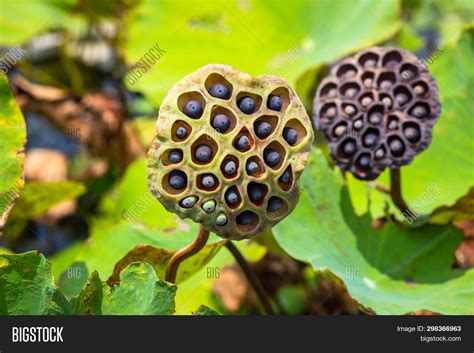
[
  {"left": 225, "top": 189, "right": 239, "bottom": 205},
  {"left": 176, "top": 126, "right": 188, "bottom": 139},
  {"left": 264, "top": 149, "right": 280, "bottom": 167},
  {"left": 395, "top": 93, "right": 408, "bottom": 105},
  {"left": 195, "top": 144, "right": 213, "bottom": 163},
  {"left": 364, "top": 59, "right": 376, "bottom": 68},
  {"left": 404, "top": 126, "right": 420, "bottom": 142},
  {"left": 401, "top": 70, "right": 413, "bottom": 80},
  {"left": 414, "top": 85, "right": 425, "bottom": 95},
  {"left": 388, "top": 118, "right": 398, "bottom": 130},
  {"left": 343, "top": 141, "right": 356, "bottom": 155},
  {"left": 364, "top": 78, "right": 373, "bottom": 87},
  {"left": 236, "top": 211, "right": 255, "bottom": 226},
  {"left": 390, "top": 139, "right": 404, "bottom": 155},
  {"left": 212, "top": 114, "right": 231, "bottom": 133},
  {"left": 345, "top": 88, "right": 357, "bottom": 98},
  {"left": 327, "top": 89, "right": 337, "bottom": 98},
  {"left": 382, "top": 96, "right": 392, "bottom": 107},
  {"left": 361, "top": 96, "right": 372, "bottom": 106},
  {"left": 412, "top": 105, "right": 427, "bottom": 118},
  {"left": 169, "top": 171, "right": 187, "bottom": 190},
  {"left": 344, "top": 105, "right": 356, "bottom": 116},
  {"left": 235, "top": 135, "right": 250, "bottom": 151},
  {"left": 283, "top": 127, "right": 298, "bottom": 146},
  {"left": 345, "top": 69, "right": 356, "bottom": 78},
  {"left": 326, "top": 106, "right": 336, "bottom": 118},
  {"left": 248, "top": 183, "right": 264, "bottom": 202},
  {"left": 380, "top": 80, "right": 392, "bottom": 90},
  {"left": 375, "top": 148, "right": 385, "bottom": 159},
  {"left": 334, "top": 124, "right": 346, "bottom": 137},
  {"left": 183, "top": 100, "right": 203, "bottom": 119},
  {"left": 353, "top": 119, "right": 363, "bottom": 130},
  {"left": 279, "top": 169, "right": 291, "bottom": 183},
  {"left": 358, "top": 155, "right": 370, "bottom": 168},
  {"left": 267, "top": 196, "right": 283, "bottom": 212},
  {"left": 246, "top": 161, "right": 260, "bottom": 174},
  {"left": 268, "top": 95, "right": 282, "bottom": 111},
  {"left": 385, "top": 59, "right": 398, "bottom": 68},
  {"left": 369, "top": 112, "right": 382, "bottom": 124},
  {"left": 255, "top": 121, "right": 273, "bottom": 139},
  {"left": 209, "top": 83, "right": 230, "bottom": 99},
  {"left": 168, "top": 149, "right": 183, "bottom": 163},
  {"left": 364, "top": 133, "right": 377, "bottom": 146},
  {"left": 238, "top": 96, "right": 256, "bottom": 114},
  {"left": 201, "top": 175, "right": 215, "bottom": 188},
  {"left": 223, "top": 160, "right": 237, "bottom": 175}
]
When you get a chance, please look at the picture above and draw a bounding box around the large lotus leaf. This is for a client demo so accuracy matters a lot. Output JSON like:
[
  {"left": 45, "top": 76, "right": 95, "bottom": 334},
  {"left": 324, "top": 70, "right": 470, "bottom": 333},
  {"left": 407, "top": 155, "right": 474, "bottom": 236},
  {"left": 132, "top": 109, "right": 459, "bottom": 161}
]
[
  {"left": 193, "top": 305, "right": 219, "bottom": 315},
  {"left": 124, "top": 0, "right": 400, "bottom": 106},
  {"left": 0, "top": 0, "right": 80, "bottom": 46},
  {"left": 70, "top": 270, "right": 103, "bottom": 315},
  {"left": 274, "top": 148, "right": 474, "bottom": 315},
  {"left": 347, "top": 29, "right": 474, "bottom": 220},
  {"left": 58, "top": 261, "right": 88, "bottom": 297},
  {"left": 0, "top": 251, "right": 71, "bottom": 315},
  {"left": 0, "top": 73, "right": 26, "bottom": 231},
  {"left": 50, "top": 241, "right": 83, "bottom": 281},
  {"left": 102, "top": 262, "right": 176, "bottom": 315}
]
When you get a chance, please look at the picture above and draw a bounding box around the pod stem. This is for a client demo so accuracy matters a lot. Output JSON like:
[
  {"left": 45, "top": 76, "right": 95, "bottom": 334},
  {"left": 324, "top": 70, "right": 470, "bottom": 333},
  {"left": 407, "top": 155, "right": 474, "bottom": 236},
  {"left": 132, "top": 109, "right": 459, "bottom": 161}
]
[
  {"left": 165, "top": 224, "right": 210, "bottom": 283},
  {"left": 390, "top": 168, "right": 410, "bottom": 215},
  {"left": 225, "top": 241, "right": 275, "bottom": 315}
]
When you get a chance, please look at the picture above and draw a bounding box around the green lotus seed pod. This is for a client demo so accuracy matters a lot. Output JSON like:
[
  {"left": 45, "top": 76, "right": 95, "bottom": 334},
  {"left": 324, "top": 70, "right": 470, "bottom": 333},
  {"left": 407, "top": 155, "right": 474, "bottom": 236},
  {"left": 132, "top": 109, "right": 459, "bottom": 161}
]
[{"left": 147, "top": 64, "right": 313, "bottom": 240}]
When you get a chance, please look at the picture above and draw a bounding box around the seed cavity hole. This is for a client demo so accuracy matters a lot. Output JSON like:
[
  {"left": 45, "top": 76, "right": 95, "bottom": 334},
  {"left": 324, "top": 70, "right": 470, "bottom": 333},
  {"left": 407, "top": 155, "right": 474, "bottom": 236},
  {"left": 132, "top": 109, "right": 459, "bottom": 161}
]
[
  {"left": 197, "top": 173, "right": 220, "bottom": 192},
  {"left": 236, "top": 210, "right": 259, "bottom": 232},
  {"left": 236, "top": 92, "right": 262, "bottom": 115},
  {"left": 267, "top": 87, "right": 290, "bottom": 112},
  {"left": 221, "top": 155, "right": 240, "bottom": 179},
  {"left": 246, "top": 156, "right": 265, "bottom": 178},
  {"left": 358, "top": 52, "right": 379, "bottom": 69},
  {"left": 205, "top": 73, "right": 233, "bottom": 100},
  {"left": 191, "top": 134, "right": 218, "bottom": 165},
  {"left": 210, "top": 106, "right": 237, "bottom": 134},
  {"left": 278, "top": 165, "right": 293, "bottom": 191},
  {"left": 178, "top": 91, "right": 206, "bottom": 119},
  {"left": 171, "top": 120, "right": 192, "bottom": 142},
  {"left": 162, "top": 170, "right": 188, "bottom": 195}
]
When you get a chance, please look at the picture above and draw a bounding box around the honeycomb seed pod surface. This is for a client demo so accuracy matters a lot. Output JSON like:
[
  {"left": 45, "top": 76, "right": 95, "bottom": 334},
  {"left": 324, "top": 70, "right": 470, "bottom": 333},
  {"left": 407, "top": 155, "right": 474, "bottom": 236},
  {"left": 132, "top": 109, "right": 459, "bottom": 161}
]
[
  {"left": 313, "top": 46, "right": 441, "bottom": 180},
  {"left": 148, "top": 64, "right": 314, "bottom": 240}
]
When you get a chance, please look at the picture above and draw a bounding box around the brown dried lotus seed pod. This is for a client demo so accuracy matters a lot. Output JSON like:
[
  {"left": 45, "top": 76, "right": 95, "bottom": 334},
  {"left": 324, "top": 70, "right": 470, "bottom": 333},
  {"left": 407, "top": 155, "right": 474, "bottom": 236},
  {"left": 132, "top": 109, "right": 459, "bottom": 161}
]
[
  {"left": 313, "top": 46, "right": 441, "bottom": 180},
  {"left": 147, "top": 64, "right": 313, "bottom": 240}
]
